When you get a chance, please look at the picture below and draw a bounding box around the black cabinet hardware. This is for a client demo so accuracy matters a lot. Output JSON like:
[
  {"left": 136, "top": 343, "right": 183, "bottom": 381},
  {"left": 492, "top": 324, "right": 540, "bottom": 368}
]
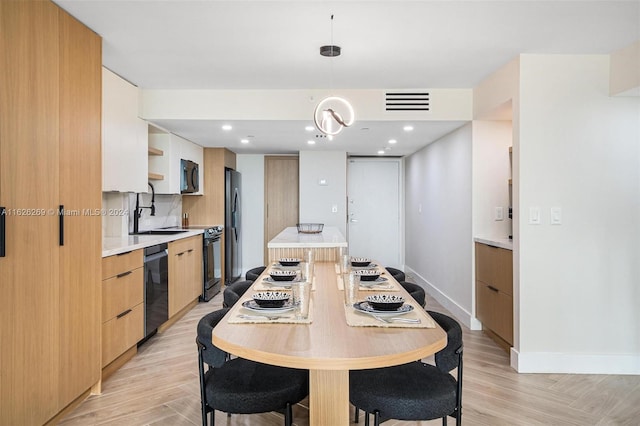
[
  {"left": 0, "top": 207, "right": 5, "bottom": 257},
  {"left": 487, "top": 285, "right": 499, "bottom": 292},
  {"left": 116, "top": 271, "right": 132, "bottom": 278},
  {"left": 59, "top": 205, "right": 64, "bottom": 246},
  {"left": 116, "top": 309, "right": 132, "bottom": 319},
  {"left": 117, "top": 250, "right": 132, "bottom": 256}
]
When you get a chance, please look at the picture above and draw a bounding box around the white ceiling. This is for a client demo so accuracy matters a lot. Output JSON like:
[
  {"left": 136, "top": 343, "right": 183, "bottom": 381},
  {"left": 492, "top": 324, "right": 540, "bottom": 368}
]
[{"left": 54, "top": 0, "right": 639, "bottom": 156}]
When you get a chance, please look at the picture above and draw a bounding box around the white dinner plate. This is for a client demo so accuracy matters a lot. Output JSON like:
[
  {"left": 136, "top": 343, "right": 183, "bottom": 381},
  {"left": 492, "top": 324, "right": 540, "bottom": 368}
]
[
  {"left": 262, "top": 277, "right": 301, "bottom": 287},
  {"left": 353, "top": 263, "right": 378, "bottom": 269},
  {"left": 241, "top": 300, "right": 295, "bottom": 314},
  {"left": 352, "top": 301, "right": 414, "bottom": 317}
]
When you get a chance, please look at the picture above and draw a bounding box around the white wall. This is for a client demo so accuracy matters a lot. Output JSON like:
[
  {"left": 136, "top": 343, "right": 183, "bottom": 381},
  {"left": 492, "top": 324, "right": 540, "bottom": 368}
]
[
  {"left": 610, "top": 40, "right": 640, "bottom": 96},
  {"left": 236, "top": 154, "right": 265, "bottom": 274},
  {"left": 405, "top": 124, "right": 474, "bottom": 327},
  {"left": 472, "top": 120, "right": 513, "bottom": 240},
  {"left": 514, "top": 54, "right": 640, "bottom": 374},
  {"left": 299, "top": 151, "right": 347, "bottom": 236}
]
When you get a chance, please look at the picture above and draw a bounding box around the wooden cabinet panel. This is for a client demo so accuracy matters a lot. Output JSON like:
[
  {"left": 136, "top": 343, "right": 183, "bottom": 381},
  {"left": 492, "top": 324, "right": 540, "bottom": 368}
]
[
  {"left": 102, "top": 249, "right": 143, "bottom": 280},
  {"left": 475, "top": 243, "right": 513, "bottom": 348},
  {"left": 102, "top": 303, "right": 144, "bottom": 367},
  {"left": 58, "top": 8, "right": 102, "bottom": 407},
  {"left": 102, "top": 267, "right": 144, "bottom": 320},
  {"left": 264, "top": 156, "right": 299, "bottom": 262},
  {"left": 168, "top": 236, "right": 202, "bottom": 317},
  {"left": 0, "top": 1, "right": 61, "bottom": 424}
]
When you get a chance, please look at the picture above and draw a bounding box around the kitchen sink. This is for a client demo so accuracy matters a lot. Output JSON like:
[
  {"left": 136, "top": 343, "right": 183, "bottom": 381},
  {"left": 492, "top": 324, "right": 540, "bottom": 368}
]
[{"left": 131, "top": 230, "right": 188, "bottom": 235}]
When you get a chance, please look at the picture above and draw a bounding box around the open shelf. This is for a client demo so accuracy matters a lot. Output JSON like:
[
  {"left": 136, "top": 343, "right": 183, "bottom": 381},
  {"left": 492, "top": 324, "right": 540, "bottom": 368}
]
[
  {"left": 148, "top": 172, "right": 164, "bottom": 180},
  {"left": 148, "top": 146, "right": 163, "bottom": 156}
]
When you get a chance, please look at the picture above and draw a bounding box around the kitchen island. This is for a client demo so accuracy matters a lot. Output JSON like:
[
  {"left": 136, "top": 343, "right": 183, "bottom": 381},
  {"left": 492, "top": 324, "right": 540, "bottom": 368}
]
[{"left": 267, "top": 226, "right": 348, "bottom": 262}]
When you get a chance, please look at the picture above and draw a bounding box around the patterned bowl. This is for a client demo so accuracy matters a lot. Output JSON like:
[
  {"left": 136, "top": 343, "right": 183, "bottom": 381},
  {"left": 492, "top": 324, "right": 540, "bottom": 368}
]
[
  {"left": 353, "top": 269, "right": 381, "bottom": 281},
  {"left": 350, "top": 257, "right": 371, "bottom": 267},
  {"left": 269, "top": 270, "right": 298, "bottom": 281},
  {"left": 252, "top": 291, "right": 290, "bottom": 308},
  {"left": 279, "top": 258, "right": 301, "bottom": 267},
  {"left": 366, "top": 294, "right": 405, "bottom": 311}
]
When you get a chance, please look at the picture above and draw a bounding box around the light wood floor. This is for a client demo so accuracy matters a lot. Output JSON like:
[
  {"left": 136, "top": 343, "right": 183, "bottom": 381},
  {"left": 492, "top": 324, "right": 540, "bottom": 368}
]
[{"left": 59, "top": 289, "right": 640, "bottom": 426}]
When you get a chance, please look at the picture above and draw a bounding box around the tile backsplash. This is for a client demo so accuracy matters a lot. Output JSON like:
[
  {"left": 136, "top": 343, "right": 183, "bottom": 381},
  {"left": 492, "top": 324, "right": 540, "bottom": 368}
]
[{"left": 102, "top": 192, "right": 182, "bottom": 237}]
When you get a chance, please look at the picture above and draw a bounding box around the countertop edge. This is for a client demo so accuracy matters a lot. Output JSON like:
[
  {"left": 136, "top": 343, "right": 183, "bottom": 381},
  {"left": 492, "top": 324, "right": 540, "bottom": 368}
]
[
  {"left": 474, "top": 236, "right": 513, "bottom": 251},
  {"left": 102, "top": 229, "right": 205, "bottom": 257}
]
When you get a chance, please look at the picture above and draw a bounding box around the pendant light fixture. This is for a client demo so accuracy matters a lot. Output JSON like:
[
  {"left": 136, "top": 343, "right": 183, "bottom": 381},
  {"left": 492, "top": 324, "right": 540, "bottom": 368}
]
[{"left": 313, "top": 15, "right": 355, "bottom": 137}]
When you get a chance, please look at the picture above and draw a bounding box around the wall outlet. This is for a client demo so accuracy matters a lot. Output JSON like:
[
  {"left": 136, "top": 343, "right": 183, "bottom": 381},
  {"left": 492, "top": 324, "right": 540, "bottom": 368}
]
[{"left": 495, "top": 206, "right": 504, "bottom": 221}]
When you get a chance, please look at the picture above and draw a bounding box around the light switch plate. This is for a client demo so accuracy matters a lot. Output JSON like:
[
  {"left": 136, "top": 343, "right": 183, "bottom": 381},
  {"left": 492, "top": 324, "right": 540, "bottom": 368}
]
[
  {"left": 495, "top": 206, "right": 504, "bottom": 221},
  {"left": 331, "top": 205, "right": 338, "bottom": 213},
  {"left": 550, "top": 207, "right": 562, "bottom": 225},
  {"left": 529, "top": 207, "right": 541, "bottom": 225}
]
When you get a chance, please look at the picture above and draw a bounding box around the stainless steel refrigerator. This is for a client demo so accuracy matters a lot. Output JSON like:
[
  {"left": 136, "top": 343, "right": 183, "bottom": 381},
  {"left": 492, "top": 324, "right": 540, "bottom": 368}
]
[{"left": 225, "top": 168, "right": 242, "bottom": 285}]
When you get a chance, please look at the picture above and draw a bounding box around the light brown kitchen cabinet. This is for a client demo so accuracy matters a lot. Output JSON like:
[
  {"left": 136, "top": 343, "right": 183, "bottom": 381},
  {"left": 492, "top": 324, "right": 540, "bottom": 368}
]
[
  {"left": 168, "top": 236, "right": 203, "bottom": 317},
  {"left": 475, "top": 242, "right": 513, "bottom": 350},
  {"left": 0, "top": 2, "right": 102, "bottom": 424},
  {"left": 101, "top": 250, "right": 144, "bottom": 367}
]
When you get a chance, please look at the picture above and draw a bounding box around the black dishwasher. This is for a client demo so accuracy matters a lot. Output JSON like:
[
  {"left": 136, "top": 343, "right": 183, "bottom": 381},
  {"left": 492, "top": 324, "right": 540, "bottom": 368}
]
[{"left": 143, "top": 243, "right": 169, "bottom": 340}]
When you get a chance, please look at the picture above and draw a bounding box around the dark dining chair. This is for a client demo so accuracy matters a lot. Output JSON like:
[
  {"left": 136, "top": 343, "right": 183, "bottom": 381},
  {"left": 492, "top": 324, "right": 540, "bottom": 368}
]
[
  {"left": 399, "top": 281, "right": 426, "bottom": 307},
  {"left": 196, "top": 308, "right": 309, "bottom": 426},
  {"left": 384, "top": 266, "right": 406, "bottom": 282},
  {"left": 222, "top": 280, "right": 253, "bottom": 308},
  {"left": 350, "top": 311, "right": 463, "bottom": 426},
  {"left": 246, "top": 266, "right": 266, "bottom": 282}
]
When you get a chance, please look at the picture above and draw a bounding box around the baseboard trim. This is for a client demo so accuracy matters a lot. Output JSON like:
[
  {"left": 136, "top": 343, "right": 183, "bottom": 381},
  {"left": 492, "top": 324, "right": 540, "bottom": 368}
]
[
  {"left": 511, "top": 348, "right": 640, "bottom": 375},
  {"left": 404, "top": 266, "right": 482, "bottom": 330}
]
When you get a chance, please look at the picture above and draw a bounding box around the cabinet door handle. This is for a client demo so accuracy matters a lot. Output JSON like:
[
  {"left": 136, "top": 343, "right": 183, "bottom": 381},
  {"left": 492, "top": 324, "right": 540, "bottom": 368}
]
[
  {"left": 116, "top": 309, "right": 132, "bottom": 319},
  {"left": 177, "top": 252, "right": 185, "bottom": 256},
  {"left": 487, "top": 285, "right": 499, "bottom": 292},
  {"left": 117, "top": 250, "right": 132, "bottom": 256},
  {"left": 187, "top": 249, "right": 194, "bottom": 253},
  {"left": 0, "top": 206, "right": 5, "bottom": 257},
  {"left": 59, "top": 205, "right": 64, "bottom": 246},
  {"left": 116, "top": 271, "right": 132, "bottom": 278}
]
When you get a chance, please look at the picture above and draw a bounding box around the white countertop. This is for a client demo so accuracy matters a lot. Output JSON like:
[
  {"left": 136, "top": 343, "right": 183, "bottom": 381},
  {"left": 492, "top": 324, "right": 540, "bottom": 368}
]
[
  {"left": 268, "top": 226, "right": 348, "bottom": 248},
  {"left": 474, "top": 236, "right": 513, "bottom": 250},
  {"left": 103, "top": 229, "right": 204, "bottom": 257}
]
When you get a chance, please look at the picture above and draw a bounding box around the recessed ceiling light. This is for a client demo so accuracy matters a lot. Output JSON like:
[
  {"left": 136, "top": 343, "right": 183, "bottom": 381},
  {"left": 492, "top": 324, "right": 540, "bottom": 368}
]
[
  {"left": 377, "top": 150, "right": 385, "bottom": 155},
  {"left": 307, "top": 140, "right": 316, "bottom": 145},
  {"left": 388, "top": 139, "right": 397, "bottom": 144},
  {"left": 403, "top": 125, "right": 414, "bottom": 132},
  {"left": 222, "top": 124, "right": 232, "bottom": 131},
  {"left": 240, "top": 139, "right": 249, "bottom": 144},
  {"left": 305, "top": 126, "right": 315, "bottom": 132}
]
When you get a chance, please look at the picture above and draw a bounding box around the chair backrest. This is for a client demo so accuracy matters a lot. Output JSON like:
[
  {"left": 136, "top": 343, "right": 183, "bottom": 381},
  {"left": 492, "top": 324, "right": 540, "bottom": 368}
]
[
  {"left": 222, "top": 280, "right": 253, "bottom": 307},
  {"left": 427, "top": 310, "right": 463, "bottom": 373},
  {"left": 197, "top": 308, "right": 230, "bottom": 368}
]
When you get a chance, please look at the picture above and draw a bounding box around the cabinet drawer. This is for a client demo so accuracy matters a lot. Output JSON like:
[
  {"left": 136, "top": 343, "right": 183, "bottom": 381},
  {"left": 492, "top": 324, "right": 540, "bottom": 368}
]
[
  {"left": 169, "top": 235, "right": 200, "bottom": 255},
  {"left": 475, "top": 243, "right": 513, "bottom": 295},
  {"left": 102, "top": 302, "right": 144, "bottom": 367},
  {"left": 102, "top": 267, "right": 144, "bottom": 321},
  {"left": 102, "top": 249, "right": 143, "bottom": 280},
  {"left": 476, "top": 281, "right": 513, "bottom": 345}
]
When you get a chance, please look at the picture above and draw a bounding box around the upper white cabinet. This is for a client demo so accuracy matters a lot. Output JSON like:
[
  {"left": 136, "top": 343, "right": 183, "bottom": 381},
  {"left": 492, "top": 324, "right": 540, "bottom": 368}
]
[
  {"left": 102, "top": 67, "right": 148, "bottom": 192},
  {"left": 148, "top": 129, "right": 203, "bottom": 195}
]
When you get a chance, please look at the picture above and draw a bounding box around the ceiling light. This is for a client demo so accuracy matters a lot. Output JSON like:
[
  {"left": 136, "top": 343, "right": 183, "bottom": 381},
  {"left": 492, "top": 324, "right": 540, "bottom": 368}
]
[
  {"left": 240, "top": 139, "right": 249, "bottom": 144},
  {"left": 222, "top": 124, "right": 232, "bottom": 131},
  {"left": 307, "top": 140, "right": 316, "bottom": 145},
  {"left": 403, "top": 125, "right": 414, "bottom": 132},
  {"left": 388, "top": 139, "right": 397, "bottom": 144},
  {"left": 313, "top": 15, "right": 355, "bottom": 137},
  {"left": 305, "top": 126, "right": 315, "bottom": 131},
  {"left": 377, "top": 150, "right": 385, "bottom": 155}
]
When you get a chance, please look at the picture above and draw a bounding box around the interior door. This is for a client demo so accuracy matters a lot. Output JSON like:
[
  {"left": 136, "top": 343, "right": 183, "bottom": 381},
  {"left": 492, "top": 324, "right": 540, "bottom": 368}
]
[
  {"left": 264, "top": 156, "right": 299, "bottom": 263},
  {"left": 347, "top": 158, "right": 402, "bottom": 269}
]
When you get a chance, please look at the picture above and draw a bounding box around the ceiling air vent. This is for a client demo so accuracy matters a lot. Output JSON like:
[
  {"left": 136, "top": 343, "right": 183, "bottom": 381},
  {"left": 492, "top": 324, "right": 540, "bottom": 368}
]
[{"left": 385, "top": 92, "right": 430, "bottom": 111}]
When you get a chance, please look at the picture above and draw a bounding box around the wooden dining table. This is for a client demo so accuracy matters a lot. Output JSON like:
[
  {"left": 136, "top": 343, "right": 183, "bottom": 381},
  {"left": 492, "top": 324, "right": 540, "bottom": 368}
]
[{"left": 212, "top": 261, "right": 447, "bottom": 425}]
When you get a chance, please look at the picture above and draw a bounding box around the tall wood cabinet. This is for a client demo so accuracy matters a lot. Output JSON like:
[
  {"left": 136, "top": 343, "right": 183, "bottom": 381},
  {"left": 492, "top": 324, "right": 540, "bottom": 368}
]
[
  {"left": 475, "top": 242, "right": 514, "bottom": 350},
  {"left": 0, "top": 2, "right": 102, "bottom": 424}
]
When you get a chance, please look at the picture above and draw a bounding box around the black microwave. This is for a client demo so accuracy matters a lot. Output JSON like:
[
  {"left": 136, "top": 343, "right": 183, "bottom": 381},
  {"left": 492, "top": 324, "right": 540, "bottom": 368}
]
[{"left": 181, "top": 159, "right": 199, "bottom": 193}]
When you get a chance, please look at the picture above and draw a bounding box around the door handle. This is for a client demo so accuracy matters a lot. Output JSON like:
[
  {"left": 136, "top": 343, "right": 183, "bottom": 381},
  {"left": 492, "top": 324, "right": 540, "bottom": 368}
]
[
  {"left": 0, "top": 206, "right": 5, "bottom": 257},
  {"left": 59, "top": 205, "right": 64, "bottom": 246}
]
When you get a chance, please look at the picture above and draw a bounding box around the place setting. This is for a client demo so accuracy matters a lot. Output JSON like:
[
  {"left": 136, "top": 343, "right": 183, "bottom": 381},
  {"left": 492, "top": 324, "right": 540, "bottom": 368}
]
[
  {"left": 345, "top": 294, "right": 435, "bottom": 328},
  {"left": 228, "top": 289, "right": 313, "bottom": 324}
]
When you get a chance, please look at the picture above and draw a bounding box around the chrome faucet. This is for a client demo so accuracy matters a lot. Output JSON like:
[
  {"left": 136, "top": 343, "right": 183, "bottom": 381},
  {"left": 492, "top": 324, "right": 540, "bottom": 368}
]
[{"left": 133, "top": 182, "right": 155, "bottom": 234}]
